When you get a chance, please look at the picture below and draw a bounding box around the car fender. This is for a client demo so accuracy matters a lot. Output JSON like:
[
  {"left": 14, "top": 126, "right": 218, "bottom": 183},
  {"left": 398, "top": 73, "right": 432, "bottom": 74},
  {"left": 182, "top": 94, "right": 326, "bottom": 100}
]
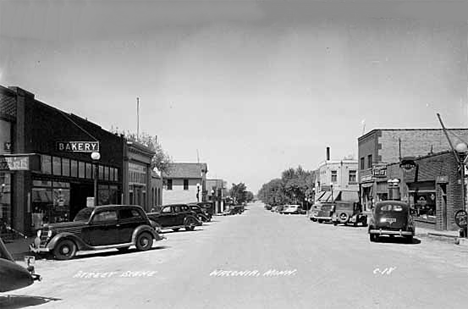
[
  {"left": 46, "top": 233, "right": 89, "bottom": 251},
  {"left": 0, "top": 259, "right": 34, "bottom": 292},
  {"left": 131, "top": 225, "right": 160, "bottom": 243}
]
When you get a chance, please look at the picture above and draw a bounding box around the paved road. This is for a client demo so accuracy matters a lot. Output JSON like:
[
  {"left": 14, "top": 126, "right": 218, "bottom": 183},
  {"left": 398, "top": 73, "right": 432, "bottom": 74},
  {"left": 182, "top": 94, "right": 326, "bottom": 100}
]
[{"left": 2, "top": 202, "right": 468, "bottom": 309}]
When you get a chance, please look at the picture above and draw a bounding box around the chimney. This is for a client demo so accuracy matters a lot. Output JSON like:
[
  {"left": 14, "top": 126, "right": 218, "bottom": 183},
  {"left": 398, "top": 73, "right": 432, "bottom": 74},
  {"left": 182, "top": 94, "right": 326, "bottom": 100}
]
[{"left": 326, "top": 147, "right": 330, "bottom": 161}]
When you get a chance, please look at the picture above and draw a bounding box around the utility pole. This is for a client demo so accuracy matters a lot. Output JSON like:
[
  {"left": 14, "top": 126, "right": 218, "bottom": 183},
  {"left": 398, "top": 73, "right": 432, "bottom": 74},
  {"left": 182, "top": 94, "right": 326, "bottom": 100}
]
[{"left": 137, "top": 97, "right": 140, "bottom": 140}]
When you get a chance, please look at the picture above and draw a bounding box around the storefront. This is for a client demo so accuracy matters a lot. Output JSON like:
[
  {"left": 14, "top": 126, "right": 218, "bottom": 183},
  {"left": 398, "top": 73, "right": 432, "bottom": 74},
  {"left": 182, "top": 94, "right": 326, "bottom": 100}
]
[
  {"left": 1, "top": 85, "right": 125, "bottom": 236},
  {"left": 383, "top": 152, "right": 461, "bottom": 231},
  {"left": 122, "top": 141, "right": 154, "bottom": 212}
]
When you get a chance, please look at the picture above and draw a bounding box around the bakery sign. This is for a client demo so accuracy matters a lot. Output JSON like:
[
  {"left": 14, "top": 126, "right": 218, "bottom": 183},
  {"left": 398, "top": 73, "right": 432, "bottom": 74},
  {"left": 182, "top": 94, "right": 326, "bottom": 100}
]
[{"left": 56, "top": 141, "right": 100, "bottom": 153}]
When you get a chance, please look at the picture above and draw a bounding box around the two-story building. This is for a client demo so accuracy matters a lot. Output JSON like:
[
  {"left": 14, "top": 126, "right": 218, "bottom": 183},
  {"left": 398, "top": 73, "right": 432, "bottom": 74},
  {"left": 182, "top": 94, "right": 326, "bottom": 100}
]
[
  {"left": 314, "top": 148, "right": 359, "bottom": 203},
  {"left": 161, "top": 163, "right": 208, "bottom": 205},
  {"left": 358, "top": 128, "right": 468, "bottom": 212}
]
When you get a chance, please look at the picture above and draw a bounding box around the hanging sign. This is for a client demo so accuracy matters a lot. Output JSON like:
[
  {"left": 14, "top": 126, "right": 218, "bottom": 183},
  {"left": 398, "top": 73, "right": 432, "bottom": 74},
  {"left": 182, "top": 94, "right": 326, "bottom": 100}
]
[{"left": 56, "top": 141, "right": 100, "bottom": 153}]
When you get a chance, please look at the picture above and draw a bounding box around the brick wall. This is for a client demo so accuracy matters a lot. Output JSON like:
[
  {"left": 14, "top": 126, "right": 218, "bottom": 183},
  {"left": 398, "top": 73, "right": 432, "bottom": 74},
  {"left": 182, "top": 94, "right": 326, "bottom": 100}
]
[{"left": 379, "top": 129, "right": 468, "bottom": 164}]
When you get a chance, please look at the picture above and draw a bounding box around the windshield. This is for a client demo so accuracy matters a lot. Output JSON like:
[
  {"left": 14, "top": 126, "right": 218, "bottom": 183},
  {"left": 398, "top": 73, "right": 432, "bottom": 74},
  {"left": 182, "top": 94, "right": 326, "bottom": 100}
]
[{"left": 73, "top": 207, "right": 94, "bottom": 222}]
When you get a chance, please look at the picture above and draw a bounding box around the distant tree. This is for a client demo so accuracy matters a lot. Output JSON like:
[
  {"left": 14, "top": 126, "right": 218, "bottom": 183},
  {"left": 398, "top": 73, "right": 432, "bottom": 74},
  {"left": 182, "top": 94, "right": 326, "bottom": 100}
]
[
  {"left": 245, "top": 191, "right": 254, "bottom": 202},
  {"left": 116, "top": 130, "right": 173, "bottom": 175},
  {"left": 230, "top": 183, "right": 248, "bottom": 204},
  {"left": 258, "top": 166, "right": 315, "bottom": 208}
]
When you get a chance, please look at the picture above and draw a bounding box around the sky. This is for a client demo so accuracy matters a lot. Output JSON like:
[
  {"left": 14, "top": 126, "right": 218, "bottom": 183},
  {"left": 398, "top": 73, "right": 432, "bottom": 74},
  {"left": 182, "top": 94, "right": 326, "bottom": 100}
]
[{"left": 1, "top": 0, "right": 468, "bottom": 193}]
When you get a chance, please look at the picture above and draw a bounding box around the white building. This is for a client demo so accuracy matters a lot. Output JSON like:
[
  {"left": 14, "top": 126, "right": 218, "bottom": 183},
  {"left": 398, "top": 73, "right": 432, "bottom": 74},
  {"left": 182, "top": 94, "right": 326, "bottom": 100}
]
[
  {"left": 315, "top": 159, "right": 359, "bottom": 203},
  {"left": 161, "top": 163, "right": 208, "bottom": 205}
]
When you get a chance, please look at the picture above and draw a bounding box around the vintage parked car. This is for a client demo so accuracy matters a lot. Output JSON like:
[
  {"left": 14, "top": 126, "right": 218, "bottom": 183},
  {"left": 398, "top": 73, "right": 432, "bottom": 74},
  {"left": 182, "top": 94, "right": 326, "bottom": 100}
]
[
  {"left": 30, "top": 205, "right": 165, "bottom": 260},
  {"left": 281, "top": 205, "right": 304, "bottom": 215},
  {"left": 192, "top": 202, "right": 214, "bottom": 218},
  {"left": 188, "top": 204, "right": 212, "bottom": 222},
  {"left": 1, "top": 236, "right": 41, "bottom": 292},
  {"left": 332, "top": 201, "right": 368, "bottom": 226},
  {"left": 147, "top": 204, "right": 202, "bottom": 232},
  {"left": 310, "top": 203, "right": 335, "bottom": 223},
  {"left": 274, "top": 205, "right": 285, "bottom": 213},
  {"left": 368, "top": 201, "right": 415, "bottom": 243}
]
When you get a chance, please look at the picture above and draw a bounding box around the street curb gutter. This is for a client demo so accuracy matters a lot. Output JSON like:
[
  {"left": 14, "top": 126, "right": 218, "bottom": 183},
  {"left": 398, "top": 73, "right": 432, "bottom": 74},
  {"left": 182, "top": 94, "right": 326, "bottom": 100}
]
[{"left": 420, "top": 232, "right": 468, "bottom": 246}]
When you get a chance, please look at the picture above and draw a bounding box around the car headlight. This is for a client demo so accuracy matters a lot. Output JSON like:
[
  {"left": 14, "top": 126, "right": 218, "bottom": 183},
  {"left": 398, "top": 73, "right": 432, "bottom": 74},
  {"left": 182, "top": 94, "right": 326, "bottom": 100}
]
[
  {"left": 47, "top": 230, "right": 53, "bottom": 238},
  {"left": 37, "top": 230, "right": 42, "bottom": 237}
]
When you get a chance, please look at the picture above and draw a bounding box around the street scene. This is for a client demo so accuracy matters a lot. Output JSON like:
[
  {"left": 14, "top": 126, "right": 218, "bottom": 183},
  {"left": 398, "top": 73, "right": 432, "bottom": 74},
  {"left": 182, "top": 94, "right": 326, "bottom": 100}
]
[
  {"left": 2, "top": 202, "right": 468, "bottom": 309},
  {"left": 2, "top": 1, "right": 468, "bottom": 308}
]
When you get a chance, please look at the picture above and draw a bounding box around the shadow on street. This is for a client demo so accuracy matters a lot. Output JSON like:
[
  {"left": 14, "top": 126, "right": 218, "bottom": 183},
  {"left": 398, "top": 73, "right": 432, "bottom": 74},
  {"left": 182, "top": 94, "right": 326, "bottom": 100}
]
[{"left": 0, "top": 295, "right": 61, "bottom": 309}]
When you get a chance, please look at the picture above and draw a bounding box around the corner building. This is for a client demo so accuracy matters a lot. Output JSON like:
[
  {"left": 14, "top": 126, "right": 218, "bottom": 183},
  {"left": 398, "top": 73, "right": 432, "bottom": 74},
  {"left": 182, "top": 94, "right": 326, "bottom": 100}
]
[{"left": 0, "top": 85, "right": 124, "bottom": 236}]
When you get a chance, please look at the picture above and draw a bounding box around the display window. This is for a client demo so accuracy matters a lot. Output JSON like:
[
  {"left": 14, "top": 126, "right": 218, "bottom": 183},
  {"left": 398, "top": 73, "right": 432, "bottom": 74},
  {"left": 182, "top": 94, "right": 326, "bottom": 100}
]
[
  {"left": 409, "top": 191, "right": 436, "bottom": 222},
  {"left": 32, "top": 180, "right": 70, "bottom": 227}
]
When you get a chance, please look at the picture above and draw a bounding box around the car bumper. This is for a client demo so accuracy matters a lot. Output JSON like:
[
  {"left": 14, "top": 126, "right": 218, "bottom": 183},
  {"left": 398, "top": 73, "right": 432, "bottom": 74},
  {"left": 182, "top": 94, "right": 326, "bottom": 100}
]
[
  {"left": 369, "top": 229, "right": 413, "bottom": 236},
  {"left": 29, "top": 244, "right": 50, "bottom": 253}
]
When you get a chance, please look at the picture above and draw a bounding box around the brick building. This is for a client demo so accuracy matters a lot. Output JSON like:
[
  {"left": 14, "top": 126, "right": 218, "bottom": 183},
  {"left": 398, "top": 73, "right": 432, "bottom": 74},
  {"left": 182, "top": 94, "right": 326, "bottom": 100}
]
[
  {"left": 384, "top": 151, "right": 463, "bottom": 231},
  {"left": 358, "top": 128, "right": 468, "bottom": 212}
]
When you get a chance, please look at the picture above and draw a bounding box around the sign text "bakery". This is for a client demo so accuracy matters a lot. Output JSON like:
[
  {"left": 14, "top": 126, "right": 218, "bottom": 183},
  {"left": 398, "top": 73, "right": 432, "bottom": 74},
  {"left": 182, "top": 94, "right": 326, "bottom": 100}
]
[{"left": 56, "top": 141, "right": 100, "bottom": 153}]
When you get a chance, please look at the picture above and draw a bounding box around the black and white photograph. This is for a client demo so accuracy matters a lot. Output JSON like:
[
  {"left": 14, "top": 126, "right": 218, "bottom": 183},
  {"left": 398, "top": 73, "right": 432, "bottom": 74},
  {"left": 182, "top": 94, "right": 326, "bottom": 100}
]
[{"left": 1, "top": 0, "right": 468, "bottom": 308}]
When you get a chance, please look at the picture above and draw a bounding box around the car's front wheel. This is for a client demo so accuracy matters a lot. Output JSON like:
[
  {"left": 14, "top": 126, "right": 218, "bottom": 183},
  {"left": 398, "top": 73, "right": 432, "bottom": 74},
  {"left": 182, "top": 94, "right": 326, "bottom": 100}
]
[
  {"left": 185, "top": 218, "right": 197, "bottom": 231},
  {"left": 136, "top": 232, "right": 153, "bottom": 251},
  {"left": 53, "top": 239, "right": 77, "bottom": 260}
]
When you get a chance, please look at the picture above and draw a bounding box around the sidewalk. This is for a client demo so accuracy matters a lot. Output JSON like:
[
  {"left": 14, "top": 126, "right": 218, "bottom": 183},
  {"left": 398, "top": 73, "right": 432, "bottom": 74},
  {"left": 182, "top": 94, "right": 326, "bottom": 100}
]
[
  {"left": 416, "top": 227, "right": 468, "bottom": 246},
  {"left": 3, "top": 237, "right": 33, "bottom": 261}
]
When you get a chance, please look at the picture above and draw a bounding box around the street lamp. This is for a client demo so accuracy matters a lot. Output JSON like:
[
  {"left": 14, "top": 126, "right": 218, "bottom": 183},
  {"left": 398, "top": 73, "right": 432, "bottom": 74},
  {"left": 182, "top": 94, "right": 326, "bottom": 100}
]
[
  {"left": 196, "top": 183, "right": 201, "bottom": 202},
  {"left": 456, "top": 142, "right": 468, "bottom": 237},
  {"left": 91, "top": 151, "right": 101, "bottom": 207}
]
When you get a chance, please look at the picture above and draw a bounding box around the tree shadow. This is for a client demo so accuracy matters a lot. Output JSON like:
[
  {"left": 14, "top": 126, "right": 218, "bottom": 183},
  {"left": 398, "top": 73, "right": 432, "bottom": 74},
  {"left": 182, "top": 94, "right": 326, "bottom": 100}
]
[{"left": 0, "top": 295, "right": 61, "bottom": 309}]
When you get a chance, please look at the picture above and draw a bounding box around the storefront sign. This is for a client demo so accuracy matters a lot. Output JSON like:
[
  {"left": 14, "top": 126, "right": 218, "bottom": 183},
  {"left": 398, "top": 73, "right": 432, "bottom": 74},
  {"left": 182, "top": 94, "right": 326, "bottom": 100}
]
[
  {"left": 400, "top": 157, "right": 417, "bottom": 172},
  {"left": 0, "top": 156, "right": 29, "bottom": 170},
  {"left": 56, "top": 141, "right": 100, "bottom": 153},
  {"left": 361, "top": 175, "right": 373, "bottom": 182},
  {"left": 454, "top": 210, "right": 468, "bottom": 228},
  {"left": 372, "top": 165, "right": 387, "bottom": 178},
  {"left": 3, "top": 142, "right": 11, "bottom": 152}
]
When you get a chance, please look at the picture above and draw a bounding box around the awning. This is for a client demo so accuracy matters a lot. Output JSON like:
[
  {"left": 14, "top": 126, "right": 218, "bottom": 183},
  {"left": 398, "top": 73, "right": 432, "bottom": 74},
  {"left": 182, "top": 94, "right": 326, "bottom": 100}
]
[{"left": 361, "top": 182, "right": 374, "bottom": 188}]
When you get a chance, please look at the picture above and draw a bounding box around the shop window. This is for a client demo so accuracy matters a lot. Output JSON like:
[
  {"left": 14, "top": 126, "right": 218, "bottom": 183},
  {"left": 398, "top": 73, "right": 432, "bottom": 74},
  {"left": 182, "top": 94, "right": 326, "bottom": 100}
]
[
  {"left": 86, "top": 163, "right": 92, "bottom": 179},
  {"left": 104, "top": 166, "right": 109, "bottom": 181},
  {"left": 70, "top": 160, "right": 78, "bottom": 178},
  {"left": 115, "top": 168, "right": 119, "bottom": 181},
  {"left": 409, "top": 191, "right": 436, "bottom": 221},
  {"left": 331, "top": 171, "right": 337, "bottom": 183},
  {"left": 109, "top": 185, "right": 119, "bottom": 204},
  {"left": 41, "top": 155, "right": 52, "bottom": 174},
  {"left": 183, "top": 179, "right": 189, "bottom": 190},
  {"left": 78, "top": 161, "right": 85, "bottom": 178},
  {"left": 0, "top": 173, "right": 12, "bottom": 231},
  {"left": 349, "top": 170, "right": 357, "bottom": 183},
  {"left": 62, "top": 158, "right": 70, "bottom": 177},
  {"left": 98, "top": 184, "right": 111, "bottom": 205},
  {"left": 53, "top": 157, "right": 61, "bottom": 176},
  {"left": 99, "top": 165, "right": 104, "bottom": 180}
]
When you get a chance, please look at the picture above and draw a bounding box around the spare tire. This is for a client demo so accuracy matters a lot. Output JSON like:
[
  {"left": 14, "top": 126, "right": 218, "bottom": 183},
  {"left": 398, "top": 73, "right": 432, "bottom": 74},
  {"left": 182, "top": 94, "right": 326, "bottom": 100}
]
[{"left": 339, "top": 213, "right": 349, "bottom": 222}]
